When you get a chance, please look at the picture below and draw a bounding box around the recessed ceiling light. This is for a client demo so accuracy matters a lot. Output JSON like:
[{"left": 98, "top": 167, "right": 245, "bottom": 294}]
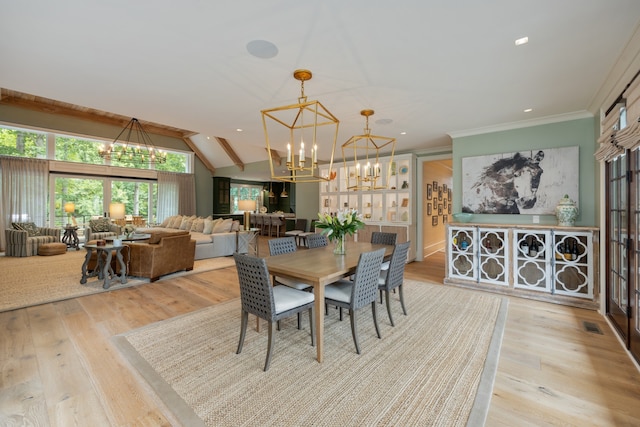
[
  {"left": 236, "top": 128, "right": 243, "bottom": 132},
  {"left": 400, "top": 131, "right": 407, "bottom": 135},
  {"left": 206, "top": 136, "right": 211, "bottom": 139},
  {"left": 524, "top": 108, "right": 533, "bottom": 113},
  {"left": 246, "top": 40, "right": 279, "bottom": 59},
  {"left": 515, "top": 36, "right": 529, "bottom": 46}
]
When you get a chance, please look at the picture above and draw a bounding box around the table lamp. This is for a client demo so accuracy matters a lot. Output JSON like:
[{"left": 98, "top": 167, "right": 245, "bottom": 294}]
[
  {"left": 238, "top": 200, "right": 256, "bottom": 230},
  {"left": 63, "top": 202, "right": 75, "bottom": 226},
  {"left": 109, "top": 202, "right": 126, "bottom": 227}
]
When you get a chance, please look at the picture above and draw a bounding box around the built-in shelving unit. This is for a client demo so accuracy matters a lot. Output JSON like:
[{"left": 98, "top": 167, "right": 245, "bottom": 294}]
[
  {"left": 445, "top": 223, "right": 599, "bottom": 309},
  {"left": 319, "top": 153, "right": 416, "bottom": 260}
]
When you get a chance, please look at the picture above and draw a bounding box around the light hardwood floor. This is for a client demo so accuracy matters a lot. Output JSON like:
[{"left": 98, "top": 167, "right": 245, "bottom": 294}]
[{"left": 2, "top": 243, "right": 640, "bottom": 426}]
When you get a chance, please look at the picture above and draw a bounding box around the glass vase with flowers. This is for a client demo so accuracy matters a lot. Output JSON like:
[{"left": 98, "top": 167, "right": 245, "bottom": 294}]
[{"left": 315, "top": 208, "right": 365, "bottom": 254}]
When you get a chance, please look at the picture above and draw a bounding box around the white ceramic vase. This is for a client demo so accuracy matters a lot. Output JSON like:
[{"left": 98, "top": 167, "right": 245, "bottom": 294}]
[{"left": 555, "top": 194, "right": 578, "bottom": 226}]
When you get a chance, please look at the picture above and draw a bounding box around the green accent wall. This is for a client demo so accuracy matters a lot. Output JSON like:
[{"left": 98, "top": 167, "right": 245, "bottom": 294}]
[{"left": 452, "top": 117, "right": 598, "bottom": 226}]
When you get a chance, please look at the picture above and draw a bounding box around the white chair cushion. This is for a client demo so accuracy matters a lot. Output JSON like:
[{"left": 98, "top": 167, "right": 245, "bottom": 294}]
[
  {"left": 324, "top": 280, "right": 353, "bottom": 303},
  {"left": 379, "top": 269, "right": 388, "bottom": 285},
  {"left": 273, "top": 285, "right": 314, "bottom": 314},
  {"left": 284, "top": 230, "right": 304, "bottom": 236},
  {"left": 275, "top": 276, "right": 312, "bottom": 290},
  {"left": 380, "top": 261, "right": 390, "bottom": 270}
]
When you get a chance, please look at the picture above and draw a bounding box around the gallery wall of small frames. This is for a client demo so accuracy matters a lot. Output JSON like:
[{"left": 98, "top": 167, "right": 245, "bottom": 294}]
[{"left": 426, "top": 181, "right": 452, "bottom": 227}]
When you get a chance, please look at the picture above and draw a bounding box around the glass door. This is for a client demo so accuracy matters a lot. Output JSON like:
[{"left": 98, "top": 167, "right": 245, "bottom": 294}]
[
  {"left": 607, "top": 154, "right": 631, "bottom": 346},
  {"left": 630, "top": 151, "right": 640, "bottom": 362}
]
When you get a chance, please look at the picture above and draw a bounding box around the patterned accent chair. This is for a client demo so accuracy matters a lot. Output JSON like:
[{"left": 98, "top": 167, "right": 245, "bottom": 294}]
[
  {"left": 84, "top": 217, "right": 121, "bottom": 242},
  {"left": 5, "top": 222, "right": 61, "bottom": 257}
]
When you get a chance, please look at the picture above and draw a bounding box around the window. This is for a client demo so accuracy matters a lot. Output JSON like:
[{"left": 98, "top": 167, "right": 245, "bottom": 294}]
[
  {"left": 0, "top": 127, "right": 47, "bottom": 158},
  {"left": 230, "top": 184, "right": 262, "bottom": 213}
]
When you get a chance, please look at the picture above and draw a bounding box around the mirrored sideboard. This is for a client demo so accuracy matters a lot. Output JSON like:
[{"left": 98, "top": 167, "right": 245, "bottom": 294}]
[{"left": 445, "top": 223, "right": 599, "bottom": 309}]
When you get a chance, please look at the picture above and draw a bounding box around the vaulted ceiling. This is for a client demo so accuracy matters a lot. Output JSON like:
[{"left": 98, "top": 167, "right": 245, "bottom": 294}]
[{"left": 2, "top": 1, "right": 640, "bottom": 179}]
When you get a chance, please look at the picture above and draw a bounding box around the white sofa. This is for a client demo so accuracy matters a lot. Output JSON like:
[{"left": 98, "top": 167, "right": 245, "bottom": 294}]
[{"left": 136, "top": 215, "right": 250, "bottom": 260}]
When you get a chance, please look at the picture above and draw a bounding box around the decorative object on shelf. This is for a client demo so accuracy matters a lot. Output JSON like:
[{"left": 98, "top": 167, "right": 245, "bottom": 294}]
[
  {"left": 452, "top": 212, "right": 473, "bottom": 223},
  {"left": 63, "top": 202, "right": 75, "bottom": 226},
  {"left": 555, "top": 194, "right": 578, "bottom": 226},
  {"left": 238, "top": 199, "right": 257, "bottom": 230},
  {"left": 342, "top": 109, "right": 396, "bottom": 191},
  {"left": 399, "top": 165, "right": 408, "bottom": 175},
  {"left": 401, "top": 180, "right": 409, "bottom": 189},
  {"left": 262, "top": 69, "right": 339, "bottom": 183},
  {"left": 260, "top": 206, "right": 267, "bottom": 213},
  {"left": 401, "top": 211, "right": 409, "bottom": 221},
  {"left": 123, "top": 224, "right": 136, "bottom": 239},
  {"left": 315, "top": 209, "right": 365, "bottom": 255},
  {"left": 98, "top": 118, "right": 167, "bottom": 165}
]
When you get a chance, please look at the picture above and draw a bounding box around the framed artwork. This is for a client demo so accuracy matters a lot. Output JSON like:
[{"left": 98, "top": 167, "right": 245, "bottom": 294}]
[
  {"left": 443, "top": 215, "right": 448, "bottom": 224},
  {"left": 426, "top": 184, "right": 432, "bottom": 200},
  {"left": 443, "top": 183, "right": 448, "bottom": 193},
  {"left": 438, "top": 204, "right": 443, "bottom": 215},
  {"left": 443, "top": 199, "right": 448, "bottom": 209},
  {"left": 427, "top": 204, "right": 432, "bottom": 215},
  {"left": 433, "top": 180, "right": 438, "bottom": 190},
  {"left": 438, "top": 187, "right": 443, "bottom": 200},
  {"left": 461, "top": 146, "right": 579, "bottom": 214},
  {"left": 448, "top": 188, "right": 452, "bottom": 200},
  {"left": 432, "top": 216, "right": 438, "bottom": 226},
  {"left": 448, "top": 204, "right": 452, "bottom": 214},
  {"left": 433, "top": 200, "right": 437, "bottom": 209}
]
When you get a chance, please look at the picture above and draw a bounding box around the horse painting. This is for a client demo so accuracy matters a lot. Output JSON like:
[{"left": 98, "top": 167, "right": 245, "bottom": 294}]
[{"left": 462, "top": 150, "right": 545, "bottom": 214}]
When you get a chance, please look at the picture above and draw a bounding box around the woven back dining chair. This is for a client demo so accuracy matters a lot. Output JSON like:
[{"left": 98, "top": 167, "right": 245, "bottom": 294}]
[
  {"left": 306, "top": 233, "right": 329, "bottom": 249},
  {"left": 284, "top": 219, "right": 308, "bottom": 246},
  {"left": 267, "top": 236, "right": 313, "bottom": 329},
  {"left": 371, "top": 231, "right": 398, "bottom": 270},
  {"left": 323, "top": 248, "right": 386, "bottom": 354},
  {"left": 378, "top": 241, "right": 410, "bottom": 326},
  {"left": 233, "top": 253, "right": 315, "bottom": 371}
]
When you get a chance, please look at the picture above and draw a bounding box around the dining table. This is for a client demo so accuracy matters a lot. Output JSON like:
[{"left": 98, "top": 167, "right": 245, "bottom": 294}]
[{"left": 265, "top": 241, "right": 393, "bottom": 363}]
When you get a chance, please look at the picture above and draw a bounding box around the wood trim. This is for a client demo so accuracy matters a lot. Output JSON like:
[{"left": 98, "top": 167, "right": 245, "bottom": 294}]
[
  {"left": 182, "top": 137, "right": 215, "bottom": 175},
  {"left": 214, "top": 137, "right": 244, "bottom": 171}
]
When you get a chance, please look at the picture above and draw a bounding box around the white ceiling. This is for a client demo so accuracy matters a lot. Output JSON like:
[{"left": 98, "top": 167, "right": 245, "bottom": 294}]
[{"left": 3, "top": 1, "right": 640, "bottom": 177}]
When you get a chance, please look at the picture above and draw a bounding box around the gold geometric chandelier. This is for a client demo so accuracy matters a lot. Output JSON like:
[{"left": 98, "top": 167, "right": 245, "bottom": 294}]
[
  {"left": 261, "top": 69, "right": 339, "bottom": 183},
  {"left": 99, "top": 118, "right": 167, "bottom": 165},
  {"left": 342, "top": 109, "right": 396, "bottom": 191}
]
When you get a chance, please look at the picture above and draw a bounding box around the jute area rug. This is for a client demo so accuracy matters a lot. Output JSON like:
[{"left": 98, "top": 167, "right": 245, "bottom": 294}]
[
  {"left": 114, "top": 280, "right": 508, "bottom": 427},
  {"left": 0, "top": 250, "right": 236, "bottom": 313}
]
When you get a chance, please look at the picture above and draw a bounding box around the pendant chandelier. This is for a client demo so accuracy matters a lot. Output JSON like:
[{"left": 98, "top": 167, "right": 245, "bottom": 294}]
[
  {"left": 261, "top": 69, "right": 339, "bottom": 183},
  {"left": 342, "top": 109, "right": 396, "bottom": 191},
  {"left": 99, "top": 118, "right": 167, "bottom": 165}
]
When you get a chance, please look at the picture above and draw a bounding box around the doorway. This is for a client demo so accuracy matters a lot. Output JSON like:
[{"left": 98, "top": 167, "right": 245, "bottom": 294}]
[{"left": 421, "top": 159, "right": 452, "bottom": 259}]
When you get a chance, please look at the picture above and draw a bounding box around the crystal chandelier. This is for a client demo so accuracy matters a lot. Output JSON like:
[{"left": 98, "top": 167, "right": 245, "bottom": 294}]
[
  {"left": 99, "top": 118, "right": 167, "bottom": 164},
  {"left": 261, "top": 69, "right": 339, "bottom": 183},
  {"left": 342, "top": 109, "right": 396, "bottom": 190}
]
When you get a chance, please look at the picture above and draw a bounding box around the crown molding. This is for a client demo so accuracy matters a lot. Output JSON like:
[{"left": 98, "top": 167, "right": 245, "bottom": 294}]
[{"left": 447, "top": 110, "right": 594, "bottom": 140}]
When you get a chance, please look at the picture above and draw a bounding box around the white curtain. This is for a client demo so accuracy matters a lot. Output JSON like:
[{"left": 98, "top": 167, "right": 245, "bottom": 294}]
[
  {"left": 0, "top": 156, "right": 49, "bottom": 251},
  {"left": 157, "top": 171, "right": 196, "bottom": 222}
]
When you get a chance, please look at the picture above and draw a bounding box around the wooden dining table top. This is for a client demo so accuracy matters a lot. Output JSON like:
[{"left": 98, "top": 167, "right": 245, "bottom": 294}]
[
  {"left": 265, "top": 241, "right": 393, "bottom": 286},
  {"left": 265, "top": 241, "right": 393, "bottom": 363}
]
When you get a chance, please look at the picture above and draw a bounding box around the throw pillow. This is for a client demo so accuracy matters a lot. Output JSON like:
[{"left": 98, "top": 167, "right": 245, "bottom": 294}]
[
  {"left": 159, "top": 215, "right": 174, "bottom": 227},
  {"left": 231, "top": 220, "right": 240, "bottom": 232},
  {"left": 13, "top": 222, "right": 41, "bottom": 237},
  {"left": 179, "top": 215, "right": 196, "bottom": 230},
  {"left": 168, "top": 215, "right": 183, "bottom": 229},
  {"left": 90, "top": 218, "right": 111, "bottom": 233},
  {"left": 203, "top": 217, "right": 218, "bottom": 234},
  {"left": 190, "top": 216, "right": 205, "bottom": 233},
  {"left": 213, "top": 218, "right": 233, "bottom": 234}
]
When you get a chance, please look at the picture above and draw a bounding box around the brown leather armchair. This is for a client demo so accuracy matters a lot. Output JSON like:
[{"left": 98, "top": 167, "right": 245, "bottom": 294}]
[{"left": 126, "top": 230, "right": 196, "bottom": 282}]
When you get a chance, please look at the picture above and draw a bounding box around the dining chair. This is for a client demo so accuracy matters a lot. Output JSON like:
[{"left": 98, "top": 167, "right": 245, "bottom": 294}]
[
  {"left": 305, "top": 233, "right": 328, "bottom": 249},
  {"left": 233, "top": 253, "right": 315, "bottom": 371},
  {"left": 371, "top": 231, "right": 398, "bottom": 271},
  {"left": 323, "top": 248, "right": 386, "bottom": 354},
  {"left": 255, "top": 215, "right": 264, "bottom": 235},
  {"left": 268, "top": 236, "right": 313, "bottom": 329},
  {"left": 378, "top": 241, "right": 411, "bottom": 326},
  {"left": 270, "top": 216, "right": 284, "bottom": 237},
  {"left": 284, "top": 219, "right": 308, "bottom": 246}
]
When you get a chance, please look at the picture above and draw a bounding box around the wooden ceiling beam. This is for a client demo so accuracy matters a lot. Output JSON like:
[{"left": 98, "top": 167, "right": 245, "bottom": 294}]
[
  {"left": 266, "top": 148, "right": 282, "bottom": 166},
  {"left": 0, "top": 88, "right": 192, "bottom": 139},
  {"left": 214, "top": 136, "right": 244, "bottom": 171},
  {"left": 183, "top": 137, "right": 216, "bottom": 175}
]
